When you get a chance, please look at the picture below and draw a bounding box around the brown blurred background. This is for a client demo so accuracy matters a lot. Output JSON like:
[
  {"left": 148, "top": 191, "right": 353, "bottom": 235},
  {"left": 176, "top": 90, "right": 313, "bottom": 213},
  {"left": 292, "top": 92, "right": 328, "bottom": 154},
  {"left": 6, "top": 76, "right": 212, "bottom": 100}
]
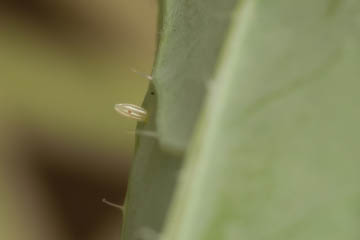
[{"left": 0, "top": 1, "right": 157, "bottom": 239}]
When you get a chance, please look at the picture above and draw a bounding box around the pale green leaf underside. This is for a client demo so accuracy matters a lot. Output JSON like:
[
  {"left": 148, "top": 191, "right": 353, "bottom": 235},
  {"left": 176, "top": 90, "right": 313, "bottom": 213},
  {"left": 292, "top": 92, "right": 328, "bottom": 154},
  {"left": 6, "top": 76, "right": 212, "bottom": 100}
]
[
  {"left": 120, "top": 90, "right": 183, "bottom": 240},
  {"left": 153, "top": 0, "right": 240, "bottom": 152},
  {"left": 121, "top": 0, "right": 242, "bottom": 239},
  {"left": 162, "top": 0, "right": 360, "bottom": 240}
]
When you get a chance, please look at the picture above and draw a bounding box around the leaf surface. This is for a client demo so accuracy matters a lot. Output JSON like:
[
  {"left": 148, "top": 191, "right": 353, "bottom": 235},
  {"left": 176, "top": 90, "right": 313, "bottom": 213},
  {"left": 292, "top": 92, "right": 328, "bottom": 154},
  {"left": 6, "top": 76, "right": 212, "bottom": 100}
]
[{"left": 162, "top": 1, "right": 360, "bottom": 239}]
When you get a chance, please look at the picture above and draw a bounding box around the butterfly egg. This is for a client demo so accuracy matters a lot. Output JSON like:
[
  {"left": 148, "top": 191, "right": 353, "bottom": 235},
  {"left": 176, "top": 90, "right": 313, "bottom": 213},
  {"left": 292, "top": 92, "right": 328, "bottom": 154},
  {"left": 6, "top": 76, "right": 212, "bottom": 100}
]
[{"left": 114, "top": 103, "right": 148, "bottom": 122}]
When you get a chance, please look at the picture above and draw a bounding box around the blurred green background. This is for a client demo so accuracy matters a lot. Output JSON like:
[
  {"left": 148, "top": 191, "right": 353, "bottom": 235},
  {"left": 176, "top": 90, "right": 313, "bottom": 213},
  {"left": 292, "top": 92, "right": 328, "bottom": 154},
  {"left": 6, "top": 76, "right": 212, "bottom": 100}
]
[{"left": 0, "top": 1, "right": 157, "bottom": 239}]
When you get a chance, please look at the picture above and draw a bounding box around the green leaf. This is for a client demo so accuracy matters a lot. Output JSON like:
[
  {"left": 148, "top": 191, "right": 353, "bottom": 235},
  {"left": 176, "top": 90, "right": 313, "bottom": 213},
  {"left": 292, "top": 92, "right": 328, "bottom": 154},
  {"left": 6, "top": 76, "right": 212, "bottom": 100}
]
[
  {"left": 120, "top": 93, "right": 182, "bottom": 240},
  {"left": 153, "top": 0, "right": 240, "bottom": 152},
  {"left": 121, "top": 0, "right": 241, "bottom": 239},
  {"left": 162, "top": 0, "right": 360, "bottom": 239}
]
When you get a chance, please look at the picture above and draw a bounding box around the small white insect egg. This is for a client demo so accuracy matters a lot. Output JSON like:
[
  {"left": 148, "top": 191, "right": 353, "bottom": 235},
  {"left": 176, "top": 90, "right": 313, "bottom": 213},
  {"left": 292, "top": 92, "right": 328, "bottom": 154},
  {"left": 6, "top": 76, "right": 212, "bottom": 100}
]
[{"left": 114, "top": 103, "right": 148, "bottom": 122}]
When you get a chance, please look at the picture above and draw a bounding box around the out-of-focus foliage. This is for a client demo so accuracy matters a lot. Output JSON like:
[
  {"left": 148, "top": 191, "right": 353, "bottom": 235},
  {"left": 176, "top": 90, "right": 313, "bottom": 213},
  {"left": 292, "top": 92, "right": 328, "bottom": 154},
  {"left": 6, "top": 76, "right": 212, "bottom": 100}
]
[
  {"left": 0, "top": 1, "right": 157, "bottom": 240},
  {"left": 0, "top": 0, "right": 155, "bottom": 155}
]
